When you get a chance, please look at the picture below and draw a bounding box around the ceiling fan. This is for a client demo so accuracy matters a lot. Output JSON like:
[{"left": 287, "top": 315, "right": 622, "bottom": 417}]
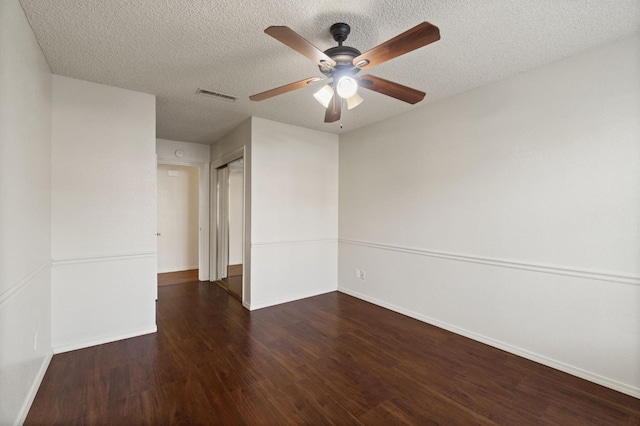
[{"left": 249, "top": 22, "right": 440, "bottom": 123}]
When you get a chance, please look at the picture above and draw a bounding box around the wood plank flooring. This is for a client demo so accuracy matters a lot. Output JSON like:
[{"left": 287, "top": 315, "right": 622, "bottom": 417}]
[{"left": 26, "top": 282, "right": 640, "bottom": 424}]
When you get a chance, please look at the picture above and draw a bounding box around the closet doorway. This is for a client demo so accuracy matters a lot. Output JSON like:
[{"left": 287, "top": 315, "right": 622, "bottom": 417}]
[{"left": 215, "top": 158, "right": 244, "bottom": 299}]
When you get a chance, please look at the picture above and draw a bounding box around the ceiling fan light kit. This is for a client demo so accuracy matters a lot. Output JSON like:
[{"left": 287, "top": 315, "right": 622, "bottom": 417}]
[
  {"left": 336, "top": 76, "right": 358, "bottom": 98},
  {"left": 345, "top": 92, "right": 364, "bottom": 110},
  {"left": 250, "top": 21, "right": 440, "bottom": 123},
  {"left": 313, "top": 85, "right": 334, "bottom": 108}
]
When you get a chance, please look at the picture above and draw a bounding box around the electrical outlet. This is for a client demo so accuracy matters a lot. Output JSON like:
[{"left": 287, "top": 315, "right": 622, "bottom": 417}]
[
  {"left": 355, "top": 269, "right": 360, "bottom": 278},
  {"left": 33, "top": 331, "right": 38, "bottom": 351},
  {"left": 358, "top": 270, "right": 366, "bottom": 280}
]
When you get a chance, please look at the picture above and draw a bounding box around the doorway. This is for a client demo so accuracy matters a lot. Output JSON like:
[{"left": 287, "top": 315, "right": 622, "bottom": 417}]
[
  {"left": 215, "top": 158, "right": 244, "bottom": 299},
  {"left": 157, "top": 164, "right": 200, "bottom": 286}
]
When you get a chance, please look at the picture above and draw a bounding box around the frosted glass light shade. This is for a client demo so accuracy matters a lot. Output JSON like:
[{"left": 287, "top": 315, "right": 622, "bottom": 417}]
[
  {"left": 313, "top": 85, "right": 334, "bottom": 108},
  {"left": 346, "top": 92, "right": 364, "bottom": 110},
  {"left": 336, "top": 76, "right": 358, "bottom": 98}
]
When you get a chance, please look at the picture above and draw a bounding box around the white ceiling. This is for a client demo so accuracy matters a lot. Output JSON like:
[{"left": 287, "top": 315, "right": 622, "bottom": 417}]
[{"left": 18, "top": 0, "right": 640, "bottom": 144}]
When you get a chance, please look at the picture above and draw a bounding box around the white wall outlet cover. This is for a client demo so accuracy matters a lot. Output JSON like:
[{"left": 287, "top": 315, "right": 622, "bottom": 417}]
[{"left": 175, "top": 149, "right": 185, "bottom": 158}]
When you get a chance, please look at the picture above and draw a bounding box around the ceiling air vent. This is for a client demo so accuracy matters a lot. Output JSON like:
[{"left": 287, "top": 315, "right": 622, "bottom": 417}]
[{"left": 195, "top": 88, "right": 237, "bottom": 102}]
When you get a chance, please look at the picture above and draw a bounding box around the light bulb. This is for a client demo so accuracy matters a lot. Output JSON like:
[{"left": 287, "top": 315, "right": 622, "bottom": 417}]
[
  {"left": 336, "top": 76, "right": 358, "bottom": 99},
  {"left": 313, "top": 85, "right": 334, "bottom": 108}
]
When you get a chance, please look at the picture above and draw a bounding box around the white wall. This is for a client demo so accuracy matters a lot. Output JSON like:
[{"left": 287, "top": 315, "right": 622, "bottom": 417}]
[
  {"left": 0, "top": 0, "right": 53, "bottom": 423},
  {"left": 338, "top": 35, "right": 640, "bottom": 397},
  {"left": 51, "top": 75, "right": 157, "bottom": 353},
  {"left": 157, "top": 138, "right": 210, "bottom": 164},
  {"left": 250, "top": 117, "right": 338, "bottom": 309},
  {"left": 157, "top": 165, "right": 200, "bottom": 273},
  {"left": 210, "top": 119, "right": 251, "bottom": 164},
  {"left": 157, "top": 138, "right": 211, "bottom": 280}
]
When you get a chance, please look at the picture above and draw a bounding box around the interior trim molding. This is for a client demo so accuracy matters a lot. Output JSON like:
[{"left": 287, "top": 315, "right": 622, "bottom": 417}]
[
  {"left": 247, "top": 287, "right": 337, "bottom": 311},
  {"left": 53, "top": 325, "right": 157, "bottom": 354},
  {"left": 252, "top": 238, "right": 337, "bottom": 248},
  {"left": 338, "top": 287, "right": 640, "bottom": 398},
  {"left": 339, "top": 239, "right": 639, "bottom": 286},
  {"left": 210, "top": 145, "right": 244, "bottom": 170},
  {"left": 16, "top": 350, "right": 53, "bottom": 426},
  {"left": 157, "top": 158, "right": 207, "bottom": 167},
  {"left": 157, "top": 265, "right": 199, "bottom": 274},
  {"left": 52, "top": 251, "right": 155, "bottom": 267},
  {"left": 0, "top": 260, "right": 51, "bottom": 307}
]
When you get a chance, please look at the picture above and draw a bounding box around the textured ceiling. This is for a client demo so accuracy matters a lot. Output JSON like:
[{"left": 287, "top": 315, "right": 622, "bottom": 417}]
[{"left": 18, "top": 0, "right": 640, "bottom": 144}]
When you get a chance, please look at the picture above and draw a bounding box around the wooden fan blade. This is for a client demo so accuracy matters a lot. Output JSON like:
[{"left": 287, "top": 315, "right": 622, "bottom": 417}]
[
  {"left": 265, "top": 26, "right": 336, "bottom": 67},
  {"left": 352, "top": 22, "right": 440, "bottom": 70},
  {"left": 324, "top": 93, "right": 342, "bottom": 123},
  {"left": 250, "top": 77, "right": 324, "bottom": 101},
  {"left": 359, "top": 74, "right": 425, "bottom": 104}
]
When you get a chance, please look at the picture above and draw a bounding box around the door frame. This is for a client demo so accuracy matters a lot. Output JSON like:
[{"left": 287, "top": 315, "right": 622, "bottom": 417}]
[
  {"left": 157, "top": 159, "right": 210, "bottom": 281},
  {"left": 210, "top": 146, "right": 245, "bottom": 287},
  {"left": 215, "top": 165, "right": 229, "bottom": 281}
]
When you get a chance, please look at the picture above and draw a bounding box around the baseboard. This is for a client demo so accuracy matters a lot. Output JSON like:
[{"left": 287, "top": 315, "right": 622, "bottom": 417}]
[
  {"left": 227, "top": 264, "right": 242, "bottom": 277},
  {"left": 338, "top": 287, "right": 640, "bottom": 398},
  {"left": 247, "top": 286, "right": 337, "bottom": 311},
  {"left": 53, "top": 325, "right": 157, "bottom": 354},
  {"left": 16, "top": 350, "right": 53, "bottom": 425},
  {"left": 157, "top": 266, "right": 199, "bottom": 274}
]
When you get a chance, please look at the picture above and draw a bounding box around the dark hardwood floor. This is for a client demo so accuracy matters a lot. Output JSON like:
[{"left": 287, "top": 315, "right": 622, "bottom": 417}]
[{"left": 27, "top": 282, "right": 639, "bottom": 424}]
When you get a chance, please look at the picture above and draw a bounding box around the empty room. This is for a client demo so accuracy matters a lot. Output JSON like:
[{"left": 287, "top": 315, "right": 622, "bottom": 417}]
[{"left": 1, "top": 0, "right": 639, "bottom": 424}]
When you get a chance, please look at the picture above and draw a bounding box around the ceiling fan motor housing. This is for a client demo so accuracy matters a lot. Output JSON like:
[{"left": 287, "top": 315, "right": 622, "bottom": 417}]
[
  {"left": 320, "top": 23, "right": 361, "bottom": 77},
  {"left": 321, "top": 46, "right": 361, "bottom": 74}
]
